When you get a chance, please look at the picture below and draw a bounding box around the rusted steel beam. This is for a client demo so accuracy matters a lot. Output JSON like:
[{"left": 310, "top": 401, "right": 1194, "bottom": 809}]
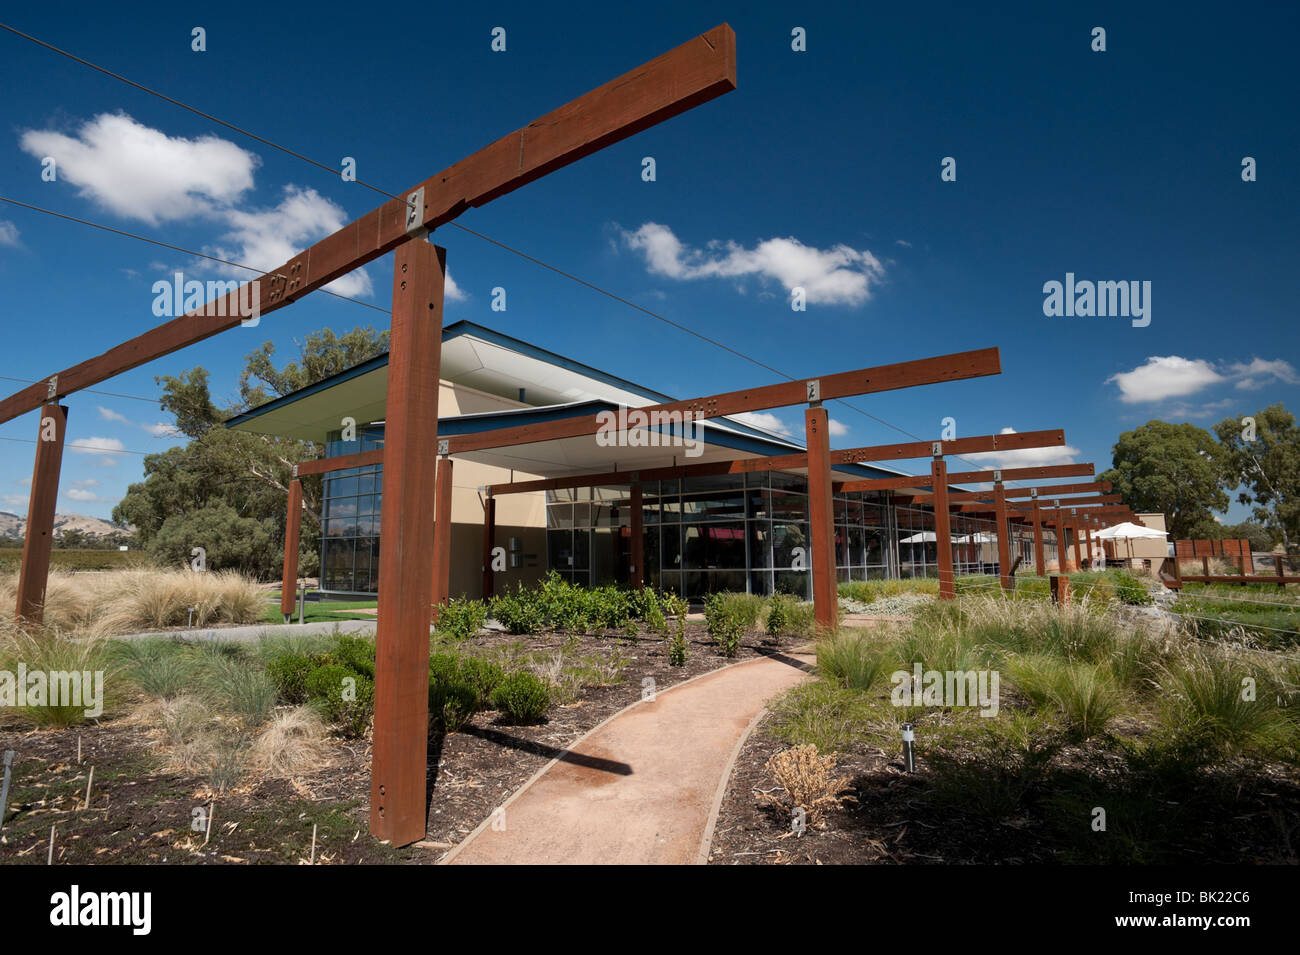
[
  {"left": 0, "top": 25, "right": 739, "bottom": 426},
  {"left": 15, "top": 403, "right": 68, "bottom": 625},
  {"left": 486, "top": 423, "right": 1060, "bottom": 497},
  {"left": 831, "top": 462, "right": 1093, "bottom": 494},
  {"left": 280, "top": 479, "right": 302, "bottom": 619},
  {"left": 904, "top": 480, "right": 1111, "bottom": 505},
  {"left": 295, "top": 449, "right": 384, "bottom": 476},
  {"left": 370, "top": 240, "right": 445, "bottom": 847},
  {"left": 806, "top": 408, "right": 837, "bottom": 631},
  {"left": 481, "top": 495, "right": 496, "bottom": 601},
  {"left": 932, "top": 458, "right": 955, "bottom": 600},
  {"left": 959, "top": 493, "right": 1121, "bottom": 513},
  {"left": 450, "top": 349, "right": 1003, "bottom": 455},
  {"left": 431, "top": 458, "right": 454, "bottom": 611}
]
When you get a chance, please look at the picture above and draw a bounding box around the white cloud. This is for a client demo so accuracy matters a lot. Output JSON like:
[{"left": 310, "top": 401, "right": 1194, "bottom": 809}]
[
  {"left": 68, "top": 436, "right": 125, "bottom": 466},
  {"left": 97, "top": 406, "right": 131, "bottom": 424},
  {"left": 2, "top": 494, "right": 29, "bottom": 511},
  {"left": 444, "top": 271, "right": 467, "bottom": 303},
  {"left": 147, "top": 422, "right": 180, "bottom": 438},
  {"left": 0, "top": 221, "right": 19, "bottom": 247},
  {"left": 962, "top": 428, "right": 1082, "bottom": 469},
  {"left": 20, "top": 113, "right": 258, "bottom": 226},
  {"left": 70, "top": 478, "right": 100, "bottom": 488},
  {"left": 66, "top": 488, "right": 99, "bottom": 502},
  {"left": 1165, "top": 398, "right": 1235, "bottom": 420},
  {"left": 828, "top": 418, "right": 849, "bottom": 437},
  {"left": 21, "top": 113, "right": 379, "bottom": 301},
  {"left": 1227, "top": 358, "right": 1300, "bottom": 390},
  {"left": 1105, "top": 356, "right": 1226, "bottom": 404},
  {"left": 620, "top": 222, "right": 885, "bottom": 306},
  {"left": 209, "top": 186, "right": 373, "bottom": 298},
  {"left": 729, "top": 411, "right": 794, "bottom": 438}
]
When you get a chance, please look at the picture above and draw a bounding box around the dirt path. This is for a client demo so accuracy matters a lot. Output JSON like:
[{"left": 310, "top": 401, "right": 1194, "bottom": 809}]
[{"left": 442, "top": 651, "right": 813, "bottom": 865}]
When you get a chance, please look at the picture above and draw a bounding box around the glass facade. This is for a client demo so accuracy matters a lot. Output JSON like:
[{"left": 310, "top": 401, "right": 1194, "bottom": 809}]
[
  {"left": 320, "top": 426, "right": 384, "bottom": 594},
  {"left": 546, "top": 471, "right": 903, "bottom": 600},
  {"left": 316, "top": 426, "right": 1050, "bottom": 598}
]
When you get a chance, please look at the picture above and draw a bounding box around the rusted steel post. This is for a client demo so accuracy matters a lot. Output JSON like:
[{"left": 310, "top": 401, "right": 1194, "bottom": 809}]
[
  {"left": 932, "top": 457, "right": 955, "bottom": 599},
  {"left": 1032, "top": 500, "right": 1045, "bottom": 577},
  {"left": 1055, "top": 504, "right": 1069, "bottom": 573},
  {"left": 371, "top": 240, "right": 445, "bottom": 847},
  {"left": 481, "top": 494, "right": 496, "bottom": 601},
  {"left": 280, "top": 478, "right": 303, "bottom": 620},
  {"left": 805, "top": 406, "right": 837, "bottom": 630},
  {"left": 1050, "top": 574, "right": 1070, "bottom": 605},
  {"left": 16, "top": 402, "right": 68, "bottom": 626},
  {"left": 994, "top": 482, "right": 1012, "bottom": 592},
  {"left": 1072, "top": 513, "right": 1083, "bottom": 569},
  {"left": 629, "top": 482, "right": 644, "bottom": 589},
  {"left": 432, "top": 457, "right": 454, "bottom": 612}
]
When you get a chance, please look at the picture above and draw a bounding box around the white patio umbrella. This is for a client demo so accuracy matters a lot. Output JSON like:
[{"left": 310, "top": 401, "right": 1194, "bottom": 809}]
[
  {"left": 1095, "top": 521, "right": 1167, "bottom": 561},
  {"left": 900, "top": 531, "right": 937, "bottom": 543}
]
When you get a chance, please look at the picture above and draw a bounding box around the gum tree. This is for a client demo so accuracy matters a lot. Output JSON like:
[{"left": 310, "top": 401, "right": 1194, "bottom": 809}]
[
  {"left": 1100, "top": 420, "right": 1228, "bottom": 538},
  {"left": 1214, "top": 404, "right": 1298, "bottom": 553}
]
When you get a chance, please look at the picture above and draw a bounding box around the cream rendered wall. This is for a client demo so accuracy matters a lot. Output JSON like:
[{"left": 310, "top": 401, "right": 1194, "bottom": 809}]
[{"left": 436, "top": 380, "right": 549, "bottom": 598}]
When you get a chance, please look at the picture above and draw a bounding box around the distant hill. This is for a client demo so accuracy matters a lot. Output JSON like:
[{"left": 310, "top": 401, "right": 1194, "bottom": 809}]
[{"left": 0, "top": 511, "right": 135, "bottom": 541}]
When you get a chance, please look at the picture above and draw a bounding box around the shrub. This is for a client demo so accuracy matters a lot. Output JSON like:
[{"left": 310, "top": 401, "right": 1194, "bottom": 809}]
[
  {"left": 332, "top": 634, "right": 376, "bottom": 678},
  {"left": 491, "top": 671, "right": 551, "bottom": 724},
  {"left": 436, "top": 598, "right": 488, "bottom": 640},
  {"left": 490, "top": 586, "right": 546, "bottom": 634},
  {"left": 705, "top": 592, "right": 762, "bottom": 657},
  {"left": 265, "top": 652, "right": 318, "bottom": 705},
  {"left": 1114, "top": 573, "right": 1153, "bottom": 606},
  {"left": 668, "top": 631, "right": 688, "bottom": 666},
  {"left": 305, "top": 663, "right": 374, "bottom": 737},
  {"left": 766, "top": 593, "right": 792, "bottom": 637},
  {"left": 756, "top": 744, "right": 855, "bottom": 824}
]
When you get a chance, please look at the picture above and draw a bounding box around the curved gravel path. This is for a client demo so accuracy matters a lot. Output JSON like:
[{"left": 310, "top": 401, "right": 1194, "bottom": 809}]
[{"left": 442, "top": 651, "right": 814, "bottom": 865}]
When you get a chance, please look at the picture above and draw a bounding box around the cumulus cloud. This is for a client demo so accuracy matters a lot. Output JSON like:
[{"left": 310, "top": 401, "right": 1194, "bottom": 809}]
[
  {"left": 20, "top": 113, "right": 258, "bottom": 225},
  {"left": 1227, "top": 358, "right": 1300, "bottom": 390},
  {"left": 66, "top": 488, "right": 100, "bottom": 502},
  {"left": 67, "top": 436, "right": 125, "bottom": 466},
  {"left": 828, "top": 418, "right": 849, "bottom": 437},
  {"left": 729, "top": 411, "right": 794, "bottom": 438},
  {"left": 20, "top": 113, "right": 376, "bottom": 299},
  {"left": 444, "top": 270, "right": 467, "bottom": 303},
  {"left": 620, "top": 222, "right": 885, "bottom": 306},
  {"left": 962, "top": 428, "right": 1082, "bottom": 469},
  {"left": 209, "top": 185, "right": 373, "bottom": 298},
  {"left": 1105, "top": 356, "right": 1226, "bottom": 404},
  {"left": 0, "top": 221, "right": 19, "bottom": 247},
  {"left": 1106, "top": 355, "right": 1299, "bottom": 404}
]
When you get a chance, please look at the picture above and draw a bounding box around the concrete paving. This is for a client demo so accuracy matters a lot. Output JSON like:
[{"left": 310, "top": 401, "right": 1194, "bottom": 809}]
[
  {"left": 112, "top": 619, "right": 377, "bottom": 643},
  {"left": 443, "top": 651, "right": 815, "bottom": 866}
]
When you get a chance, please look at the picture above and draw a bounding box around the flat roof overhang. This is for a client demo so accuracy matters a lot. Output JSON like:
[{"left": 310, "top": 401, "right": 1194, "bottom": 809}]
[{"left": 223, "top": 323, "right": 941, "bottom": 493}]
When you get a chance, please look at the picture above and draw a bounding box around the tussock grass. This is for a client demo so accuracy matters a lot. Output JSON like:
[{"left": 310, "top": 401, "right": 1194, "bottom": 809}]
[
  {"left": 0, "top": 568, "right": 264, "bottom": 638},
  {"left": 0, "top": 626, "right": 117, "bottom": 727},
  {"left": 817, "top": 630, "right": 890, "bottom": 692},
  {"left": 248, "top": 706, "right": 332, "bottom": 777}
]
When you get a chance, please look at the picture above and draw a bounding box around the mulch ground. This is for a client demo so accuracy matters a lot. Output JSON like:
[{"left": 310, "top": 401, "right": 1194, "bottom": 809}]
[
  {"left": 0, "top": 624, "right": 789, "bottom": 865},
  {"left": 707, "top": 721, "right": 1300, "bottom": 865}
]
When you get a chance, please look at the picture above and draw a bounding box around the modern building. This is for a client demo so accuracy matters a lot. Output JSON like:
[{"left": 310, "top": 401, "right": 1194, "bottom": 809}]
[{"left": 227, "top": 322, "right": 1049, "bottom": 599}]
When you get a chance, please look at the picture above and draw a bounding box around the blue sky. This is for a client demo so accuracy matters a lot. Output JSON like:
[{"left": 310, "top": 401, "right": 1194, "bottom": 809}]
[{"left": 0, "top": 0, "right": 1296, "bottom": 523}]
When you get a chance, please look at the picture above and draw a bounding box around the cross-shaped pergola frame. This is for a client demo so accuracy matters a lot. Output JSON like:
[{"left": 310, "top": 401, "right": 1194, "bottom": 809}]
[{"left": 4, "top": 22, "right": 1140, "bottom": 847}]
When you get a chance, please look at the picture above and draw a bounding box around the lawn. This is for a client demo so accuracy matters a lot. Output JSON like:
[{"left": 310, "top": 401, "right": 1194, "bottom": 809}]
[{"left": 261, "top": 596, "right": 378, "bottom": 624}]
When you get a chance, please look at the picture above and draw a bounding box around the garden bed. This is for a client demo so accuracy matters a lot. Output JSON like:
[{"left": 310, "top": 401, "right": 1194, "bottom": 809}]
[{"left": 0, "top": 623, "right": 793, "bottom": 864}]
